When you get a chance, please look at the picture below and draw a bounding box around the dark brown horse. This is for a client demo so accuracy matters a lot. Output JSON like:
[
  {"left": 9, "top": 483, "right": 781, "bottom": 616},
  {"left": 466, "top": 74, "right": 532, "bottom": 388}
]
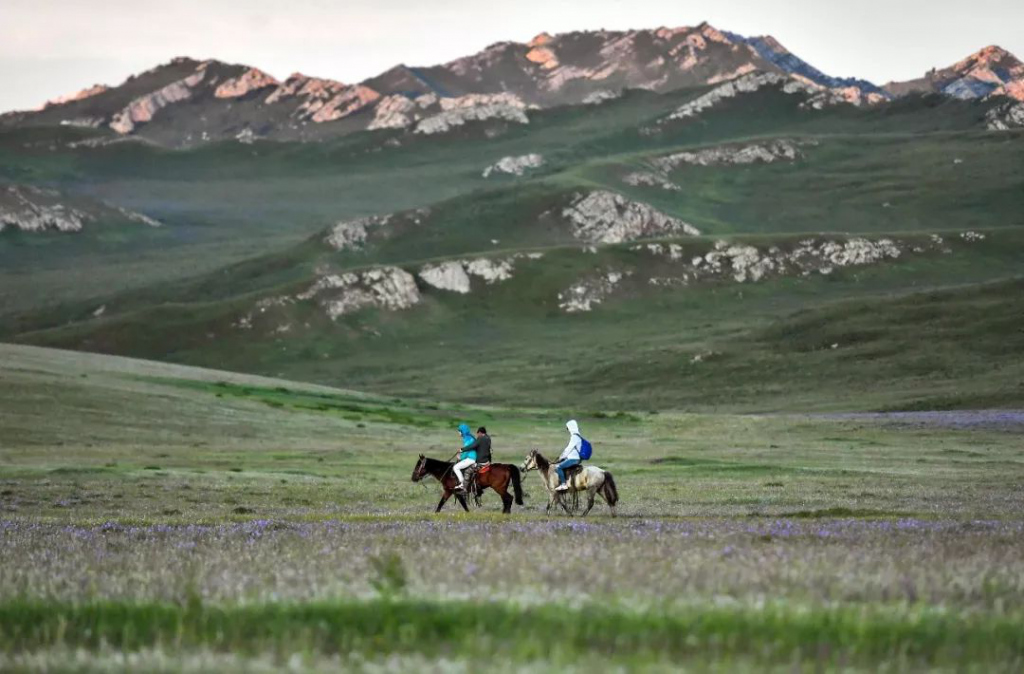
[{"left": 411, "top": 455, "right": 524, "bottom": 514}]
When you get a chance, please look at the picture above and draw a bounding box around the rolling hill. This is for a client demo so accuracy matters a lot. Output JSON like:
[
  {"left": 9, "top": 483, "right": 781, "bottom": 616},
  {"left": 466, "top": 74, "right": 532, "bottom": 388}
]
[{"left": 1, "top": 24, "right": 1022, "bottom": 413}]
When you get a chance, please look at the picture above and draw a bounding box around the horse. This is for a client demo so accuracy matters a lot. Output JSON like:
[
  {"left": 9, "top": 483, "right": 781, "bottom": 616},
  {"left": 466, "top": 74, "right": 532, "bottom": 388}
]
[
  {"left": 521, "top": 449, "right": 618, "bottom": 517},
  {"left": 411, "top": 455, "right": 524, "bottom": 514}
]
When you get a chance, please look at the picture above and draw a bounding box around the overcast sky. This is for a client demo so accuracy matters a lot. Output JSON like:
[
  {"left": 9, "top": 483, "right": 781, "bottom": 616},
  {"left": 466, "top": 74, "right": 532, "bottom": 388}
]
[{"left": 3, "top": 0, "right": 1022, "bottom": 113}]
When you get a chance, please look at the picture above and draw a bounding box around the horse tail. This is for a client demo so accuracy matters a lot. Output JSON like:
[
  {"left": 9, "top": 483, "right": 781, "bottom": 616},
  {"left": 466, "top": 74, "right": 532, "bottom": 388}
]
[
  {"left": 509, "top": 464, "right": 524, "bottom": 505},
  {"left": 601, "top": 471, "right": 619, "bottom": 506}
]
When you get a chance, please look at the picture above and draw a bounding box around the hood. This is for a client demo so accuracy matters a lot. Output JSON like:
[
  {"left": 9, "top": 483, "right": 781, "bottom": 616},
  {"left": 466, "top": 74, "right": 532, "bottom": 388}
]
[
  {"left": 566, "top": 419, "right": 579, "bottom": 435},
  {"left": 458, "top": 423, "right": 471, "bottom": 435}
]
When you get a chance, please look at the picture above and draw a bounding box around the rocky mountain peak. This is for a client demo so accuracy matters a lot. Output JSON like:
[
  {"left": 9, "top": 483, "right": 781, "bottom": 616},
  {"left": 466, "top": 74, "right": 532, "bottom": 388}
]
[
  {"left": 885, "top": 44, "right": 1024, "bottom": 101},
  {"left": 40, "top": 84, "right": 110, "bottom": 111},
  {"left": 528, "top": 32, "right": 553, "bottom": 48}
]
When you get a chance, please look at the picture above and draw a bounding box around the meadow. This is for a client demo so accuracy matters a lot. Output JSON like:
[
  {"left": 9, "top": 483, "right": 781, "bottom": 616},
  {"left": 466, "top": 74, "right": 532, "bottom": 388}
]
[{"left": 2, "top": 343, "right": 1023, "bottom": 672}]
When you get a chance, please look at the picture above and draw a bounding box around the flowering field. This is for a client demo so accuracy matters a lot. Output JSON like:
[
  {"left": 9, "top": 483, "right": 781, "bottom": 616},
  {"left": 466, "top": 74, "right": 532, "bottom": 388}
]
[{"left": 1, "top": 345, "right": 1023, "bottom": 671}]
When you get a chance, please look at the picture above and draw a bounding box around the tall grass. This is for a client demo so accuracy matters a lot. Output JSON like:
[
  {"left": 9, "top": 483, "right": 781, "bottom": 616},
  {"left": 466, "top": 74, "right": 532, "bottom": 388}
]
[{"left": 2, "top": 599, "right": 1022, "bottom": 667}]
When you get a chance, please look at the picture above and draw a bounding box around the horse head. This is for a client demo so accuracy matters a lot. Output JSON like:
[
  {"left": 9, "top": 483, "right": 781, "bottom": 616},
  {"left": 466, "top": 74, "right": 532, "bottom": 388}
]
[
  {"left": 411, "top": 454, "right": 427, "bottom": 482},
  {"left": 521, "top": 449, "right": 540, "bottom": 473}
]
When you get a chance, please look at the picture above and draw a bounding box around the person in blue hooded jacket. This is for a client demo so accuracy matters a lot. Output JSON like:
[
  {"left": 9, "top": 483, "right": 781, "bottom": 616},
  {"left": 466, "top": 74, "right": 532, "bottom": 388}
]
[{"left": 452, "top": 423, "right": 477, "bottom": 492}]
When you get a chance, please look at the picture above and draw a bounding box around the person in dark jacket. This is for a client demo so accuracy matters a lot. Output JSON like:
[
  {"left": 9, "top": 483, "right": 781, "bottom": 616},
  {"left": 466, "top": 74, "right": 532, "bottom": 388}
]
[{"left": 463, "top": 427, "right": 492, "bottom": 464}]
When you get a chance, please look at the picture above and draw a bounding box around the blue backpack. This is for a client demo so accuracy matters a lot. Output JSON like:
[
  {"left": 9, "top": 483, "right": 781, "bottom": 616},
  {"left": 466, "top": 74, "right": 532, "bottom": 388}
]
[{"left": 578, "top": 435, "right": 593, "bottom": 461}]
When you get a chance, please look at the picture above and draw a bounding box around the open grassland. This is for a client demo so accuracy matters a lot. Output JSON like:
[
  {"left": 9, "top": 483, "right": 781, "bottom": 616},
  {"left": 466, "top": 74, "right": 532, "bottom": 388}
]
[{"left": 2, "top": 344, "right": 1023, "bottom": 671}]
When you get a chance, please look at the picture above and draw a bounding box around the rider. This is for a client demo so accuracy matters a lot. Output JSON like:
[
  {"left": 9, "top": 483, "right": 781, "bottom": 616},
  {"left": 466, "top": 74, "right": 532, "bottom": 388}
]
[
  {"left": 555, "top": 419, "right": 583, "bottom": 491},
  {"left": 454, "top": 427, "right": 492, "bottom": 492},
  {"left": 453, "top": 423, "right": 477, "bottom": 492}
]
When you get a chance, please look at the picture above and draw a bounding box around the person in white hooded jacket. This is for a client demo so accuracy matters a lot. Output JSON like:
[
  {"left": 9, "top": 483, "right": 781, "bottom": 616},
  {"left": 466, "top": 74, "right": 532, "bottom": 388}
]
[{"left": 555, "top": 419, "right": 583, "bottom": 491}]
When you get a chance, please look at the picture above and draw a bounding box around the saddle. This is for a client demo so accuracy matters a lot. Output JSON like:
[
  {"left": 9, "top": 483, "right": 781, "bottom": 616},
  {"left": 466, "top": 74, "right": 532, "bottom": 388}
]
[
  {"left": 460, "top": 463, "right": 490, "bottom": 492},
  {"left": 563, "top": 463, "right": 584, "bottom": 480}
]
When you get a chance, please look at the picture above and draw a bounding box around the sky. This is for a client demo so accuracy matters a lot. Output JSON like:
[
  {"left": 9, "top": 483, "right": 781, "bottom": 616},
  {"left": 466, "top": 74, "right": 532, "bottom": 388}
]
[{"left": 3, "top": 0, "right": 1023, "bottom": 113}]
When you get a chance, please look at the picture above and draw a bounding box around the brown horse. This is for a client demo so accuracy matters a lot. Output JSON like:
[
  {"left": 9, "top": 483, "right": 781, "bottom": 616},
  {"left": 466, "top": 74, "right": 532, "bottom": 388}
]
[{"left": 412, "top": 455, "right": 524, "bottom": 514}]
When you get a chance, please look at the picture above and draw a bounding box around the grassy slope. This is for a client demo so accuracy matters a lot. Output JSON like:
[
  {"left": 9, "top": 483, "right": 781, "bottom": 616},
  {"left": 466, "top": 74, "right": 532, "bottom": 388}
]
[
  {"left": 12, "top": 229, "right": 1024, "bottom": 412},
  {"left": 2, "top": 346, "right": 1024, "bottom": 670},
  {"left": 2, "top": 88, "right": 1022, "bottom": 413}
]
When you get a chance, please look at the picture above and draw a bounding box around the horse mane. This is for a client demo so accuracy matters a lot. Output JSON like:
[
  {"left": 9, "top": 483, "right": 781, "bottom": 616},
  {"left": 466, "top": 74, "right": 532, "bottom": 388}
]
[
  {"left": 423, "top": 456, "right": 454, "bottom": 476},
  {"left": 532, "top": 451, "right": 551, "bottom": 471}
]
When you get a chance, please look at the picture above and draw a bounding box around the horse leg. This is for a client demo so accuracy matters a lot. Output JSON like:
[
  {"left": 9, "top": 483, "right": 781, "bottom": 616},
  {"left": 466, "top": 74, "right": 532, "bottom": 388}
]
[
  {"left": 497, "top": 484, "right": 513, "bottom": 514},
  {"left": 455, "top": 493, "right": 469, "bottom": 512},
  {"left": 436, "top": 491, "right": 451, "bottom": 513},
  {"left": 582, "top": 487, "right": 597, "bottom": 516},
  {"left": 557, "top": 492, "right": 572, "bottom": 516}
]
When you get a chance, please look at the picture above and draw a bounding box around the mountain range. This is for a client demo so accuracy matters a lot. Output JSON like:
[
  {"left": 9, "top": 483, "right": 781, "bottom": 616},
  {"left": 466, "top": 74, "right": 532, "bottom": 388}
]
[
  {"left": 3, "top": 22, "right": 1023, "bottom": 147},
  {"left": 1, "top": 20, "right": 1023, "bottom": 412}
]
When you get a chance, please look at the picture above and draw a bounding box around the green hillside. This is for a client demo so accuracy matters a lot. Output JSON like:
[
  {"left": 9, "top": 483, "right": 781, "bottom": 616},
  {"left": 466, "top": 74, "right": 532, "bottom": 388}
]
[{"left": 2, "top": 82, "right": 1022, "bottom": 412}]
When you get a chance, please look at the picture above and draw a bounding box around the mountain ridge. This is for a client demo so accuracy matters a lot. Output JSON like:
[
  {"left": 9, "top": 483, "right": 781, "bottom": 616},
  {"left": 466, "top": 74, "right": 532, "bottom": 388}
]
[{"left": 6, "top": 22, "right": 1017, "bottom": 148}]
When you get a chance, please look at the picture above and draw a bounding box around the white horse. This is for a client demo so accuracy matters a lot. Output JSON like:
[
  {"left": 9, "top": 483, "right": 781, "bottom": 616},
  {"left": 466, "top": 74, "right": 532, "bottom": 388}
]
[{"left": 521, "top": 449, "right": 618, "bottom": 517}]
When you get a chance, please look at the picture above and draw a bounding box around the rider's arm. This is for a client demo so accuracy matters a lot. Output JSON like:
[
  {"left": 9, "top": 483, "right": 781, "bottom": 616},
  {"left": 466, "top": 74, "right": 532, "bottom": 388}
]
[{"left": 558, "top": 435, "right": 579, "bottom": 461}]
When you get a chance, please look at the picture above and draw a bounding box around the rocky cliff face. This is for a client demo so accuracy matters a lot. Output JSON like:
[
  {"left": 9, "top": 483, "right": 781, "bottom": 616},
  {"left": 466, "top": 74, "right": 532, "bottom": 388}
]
[{"left": 884, "top": 46, "right": 1024, "bottom": 101}]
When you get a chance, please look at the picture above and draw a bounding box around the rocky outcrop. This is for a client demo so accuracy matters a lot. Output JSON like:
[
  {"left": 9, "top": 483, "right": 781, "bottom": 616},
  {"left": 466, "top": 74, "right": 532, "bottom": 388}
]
[
  {"left": 631, "top": 242, "right": 685, "bottom": 260},
  {"left": 662, "top": 70, "right": 881, "bottom": 123},
  {"left": 0, "top": 186, "right": 88, "bottom": 233},
  {"left": 264, "top": 74, "right": 380, "bottom": 123},
  {"left": 214, "top": 68, "right": 279, "bottom": 98},
  {"left": 418, "top": 253, "right": 542, "bottom": 292},
  {"left": 414, "top": 93, "right": 530, "bottom": 135},
  {"left": 296, "top": 267, "right": 420, "bottom": 320},
  {"left": 562, "top": 191, "right": 699, "bottom": 244},
  {"left": 42, "top": 84, "right": 109, "bottom": 110},
  {"left": 986, "top": 101, "right": 1024, "bottom": 130},
  {"left": 664, "top": 72, "right": 803, "bottom": 121},
  {"left": 324, "top": 215, "right": 391, "bottom": 251},
  {"left": 482, "top": 154, "right": 544, "bottom": 178},
  {"left": 558, "top": 234, "right": 986, "bottom": 313},
  {"left": 305, "top": 85, "right": 381, "bottom": 123},
  {"left": 109, "top": 70, "right": 205, "bottom": 134},
  {"left": 622, "top": 172, "right": 681, "bottom": 191},
  {"left": 418, "top": 261, "right": 472, "bottom": 294},
  {"left": 0, "top": 185, "right": 161, "bottom": 233},
  {"left": 559, "top": 270, "right": 627, "bottom": 313},
  {"left": 59, "top": 117, "right": 105, "bottom": 129},
  {"left": 582, "top": 90, "right": 620, "bottom": 105},
  {"left": 653, "top": 139, "right": 805, "bottom": 170},
  {"left": 639, "top": 237, "right": 930, "bottom": 285},
  {"left": 265, "top": 74, "right": 345, "bottom": 105},
  {"left": 624, "top": 140, "right": 806, "bottom": 191}
]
